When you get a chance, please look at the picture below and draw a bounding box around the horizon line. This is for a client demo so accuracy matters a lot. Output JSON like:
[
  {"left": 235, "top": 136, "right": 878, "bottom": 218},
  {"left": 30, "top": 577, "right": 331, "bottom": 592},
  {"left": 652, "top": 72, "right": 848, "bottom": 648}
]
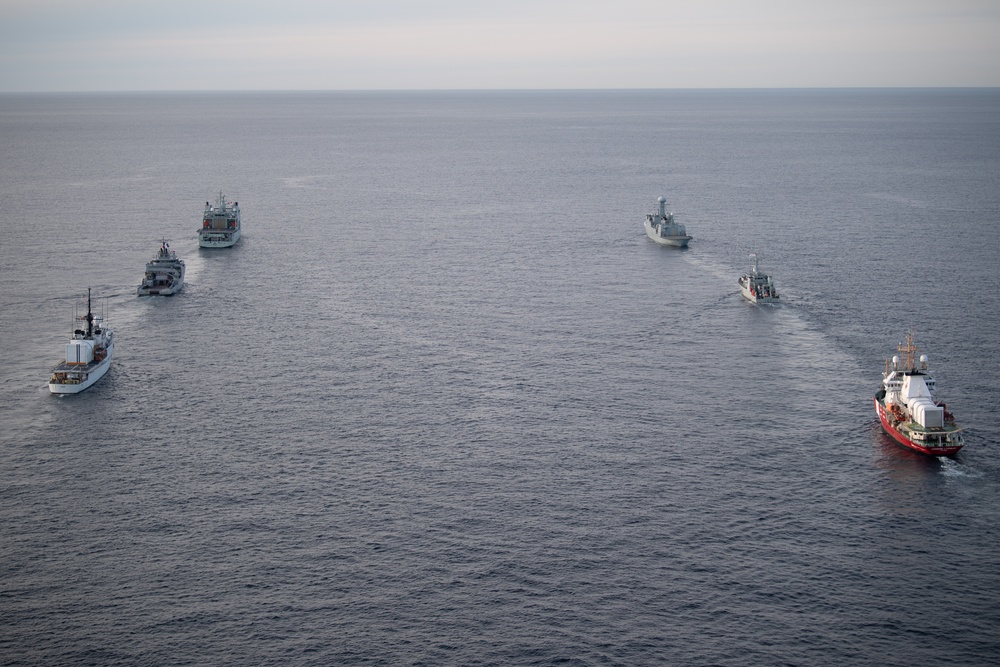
[{"left": 2, "top": 85, "right": 998, "bottom": 95}]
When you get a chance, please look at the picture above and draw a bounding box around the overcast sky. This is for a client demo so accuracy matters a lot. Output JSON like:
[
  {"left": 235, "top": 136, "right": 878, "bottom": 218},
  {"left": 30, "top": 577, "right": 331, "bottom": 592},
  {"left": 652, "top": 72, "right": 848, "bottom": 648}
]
[{"left": 1, "top": 0, "right": 998, "bottom": 92}]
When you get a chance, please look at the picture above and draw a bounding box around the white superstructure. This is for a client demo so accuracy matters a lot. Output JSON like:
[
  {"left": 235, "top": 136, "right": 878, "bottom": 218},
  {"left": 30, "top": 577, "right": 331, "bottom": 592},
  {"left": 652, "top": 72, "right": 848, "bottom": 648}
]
[
  {"left": 738, "top": 253, "right": 779, "bottom": 304},
  {"left": 644, "top": 196, "right": 692, "bottom": 248}
]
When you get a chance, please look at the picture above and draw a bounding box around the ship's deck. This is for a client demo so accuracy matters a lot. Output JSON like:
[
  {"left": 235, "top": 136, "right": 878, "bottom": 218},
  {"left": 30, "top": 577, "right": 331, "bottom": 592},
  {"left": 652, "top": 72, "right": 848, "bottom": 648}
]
[
  {"left": 52, "top": 359, "right": 104, "bottom": 373},
  {"left": 901, "top": 421, "right": 962, "bottom": 435}
]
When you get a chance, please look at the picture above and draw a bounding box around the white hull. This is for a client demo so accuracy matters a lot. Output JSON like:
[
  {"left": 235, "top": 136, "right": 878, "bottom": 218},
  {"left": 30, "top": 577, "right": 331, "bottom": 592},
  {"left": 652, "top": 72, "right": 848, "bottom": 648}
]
[
  {"left": 199, "top": 227, "right": 241, "bottom": 248},
  {"left": 644, "top": 219, "right": 691, "bottom": 247},
  {"left": 137, "top": 282, "right": 182, "bottom": 296},
  {"left": 48, "top": 342, "right": 114, "bottom": 394}
]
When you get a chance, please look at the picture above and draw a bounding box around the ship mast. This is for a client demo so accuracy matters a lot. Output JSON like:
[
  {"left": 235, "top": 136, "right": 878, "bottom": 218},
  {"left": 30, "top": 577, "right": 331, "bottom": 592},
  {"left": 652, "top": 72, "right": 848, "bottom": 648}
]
[
  {"left": 897, "top": 332, "right": 918, "bottom": 371},
  {"left": 84, "top": 287, "right": 93, "bottom": 337}
]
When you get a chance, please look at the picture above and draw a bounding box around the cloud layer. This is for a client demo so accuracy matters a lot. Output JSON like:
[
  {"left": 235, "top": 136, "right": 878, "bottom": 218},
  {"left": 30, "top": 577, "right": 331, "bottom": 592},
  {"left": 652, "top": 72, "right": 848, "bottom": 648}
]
[{"left": 2, "top": 0, "right": 998, "bottom": 91}]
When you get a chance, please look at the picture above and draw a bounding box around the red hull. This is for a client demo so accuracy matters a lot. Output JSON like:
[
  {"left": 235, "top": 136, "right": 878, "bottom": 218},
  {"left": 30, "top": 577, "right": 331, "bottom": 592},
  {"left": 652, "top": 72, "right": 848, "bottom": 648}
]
[{"left": 874, "top": 397, "right": 963, "bottom": 456}]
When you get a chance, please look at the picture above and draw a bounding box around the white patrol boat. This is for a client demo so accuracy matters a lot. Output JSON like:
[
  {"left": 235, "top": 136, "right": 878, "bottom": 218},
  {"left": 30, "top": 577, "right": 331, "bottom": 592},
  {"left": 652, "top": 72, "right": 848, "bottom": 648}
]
[
  {"left": 48, "top": 289, "right": 114, "bottom": 394},
  {"left": 738, "top": 253, "right": 779, "bottom": 304}
]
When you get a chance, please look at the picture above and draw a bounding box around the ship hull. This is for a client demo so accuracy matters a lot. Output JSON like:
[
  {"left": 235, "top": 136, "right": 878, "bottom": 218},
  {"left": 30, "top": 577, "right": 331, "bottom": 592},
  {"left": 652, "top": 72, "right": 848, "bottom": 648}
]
[
  {"left": 644, "top": 220, "right": 690, "bottom": 247},
  {"left": 138, "top": 267, "right": 185, "bottom": 296},
  {"left": 199, "top": 228, "right": 241, "bottom": 248},
  {"left": 873, "top": 396, "right": 963, "bottom": 456},
  {"left": 137, "top": 283, "right": 182, "bottom": 296}
]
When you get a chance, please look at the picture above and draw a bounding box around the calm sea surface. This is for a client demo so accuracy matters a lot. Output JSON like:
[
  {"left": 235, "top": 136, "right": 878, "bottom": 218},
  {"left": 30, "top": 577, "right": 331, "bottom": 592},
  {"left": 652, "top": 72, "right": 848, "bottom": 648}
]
[{"left": 1, "top": 89, "right": 999, "bottom": 666}]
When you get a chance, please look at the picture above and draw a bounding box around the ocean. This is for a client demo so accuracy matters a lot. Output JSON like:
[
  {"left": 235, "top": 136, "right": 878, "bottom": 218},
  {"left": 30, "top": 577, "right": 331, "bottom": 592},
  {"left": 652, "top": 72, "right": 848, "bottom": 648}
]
[{"left": 1, "top": 89, "right": 999, "bottom": 666}]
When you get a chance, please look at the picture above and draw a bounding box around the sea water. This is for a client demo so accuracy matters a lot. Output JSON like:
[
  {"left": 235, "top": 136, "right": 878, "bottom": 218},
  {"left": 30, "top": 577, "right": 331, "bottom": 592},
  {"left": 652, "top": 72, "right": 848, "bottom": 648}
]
[{"left": 1, "top": 89, "right": 999, "bottom": 665}]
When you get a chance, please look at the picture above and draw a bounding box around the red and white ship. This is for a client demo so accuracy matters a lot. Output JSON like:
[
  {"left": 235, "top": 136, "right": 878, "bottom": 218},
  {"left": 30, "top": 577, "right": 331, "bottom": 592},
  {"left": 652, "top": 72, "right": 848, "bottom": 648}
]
[{"left": 874, "top": 333, "right": 964, "bottom": 456}]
